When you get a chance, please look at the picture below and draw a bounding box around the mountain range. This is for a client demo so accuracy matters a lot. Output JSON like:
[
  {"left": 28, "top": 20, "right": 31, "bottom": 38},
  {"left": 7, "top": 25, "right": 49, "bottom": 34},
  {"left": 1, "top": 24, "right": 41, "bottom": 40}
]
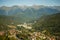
[{"left": 0, "top": 5, "right": 60, "bottom": 23}]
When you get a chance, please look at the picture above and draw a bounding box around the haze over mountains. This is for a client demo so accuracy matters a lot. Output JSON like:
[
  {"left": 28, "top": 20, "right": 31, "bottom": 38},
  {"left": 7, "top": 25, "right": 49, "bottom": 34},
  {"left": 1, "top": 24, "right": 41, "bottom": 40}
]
[{"left": 0, "top": 5, "right": 60, "bottom": 23}]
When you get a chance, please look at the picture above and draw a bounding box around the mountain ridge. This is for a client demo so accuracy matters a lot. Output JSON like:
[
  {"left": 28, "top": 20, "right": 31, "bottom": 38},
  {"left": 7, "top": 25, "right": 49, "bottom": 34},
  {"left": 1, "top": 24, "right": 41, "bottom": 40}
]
[{"left": 0, "top": 5, "right": 60, "bottom": 23}]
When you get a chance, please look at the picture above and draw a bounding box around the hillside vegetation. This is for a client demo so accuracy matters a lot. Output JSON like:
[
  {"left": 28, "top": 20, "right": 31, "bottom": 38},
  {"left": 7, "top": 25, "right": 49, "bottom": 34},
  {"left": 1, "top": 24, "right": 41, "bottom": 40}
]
[{"left": 33, "top": 13, "right": 60, "bottom": 35}]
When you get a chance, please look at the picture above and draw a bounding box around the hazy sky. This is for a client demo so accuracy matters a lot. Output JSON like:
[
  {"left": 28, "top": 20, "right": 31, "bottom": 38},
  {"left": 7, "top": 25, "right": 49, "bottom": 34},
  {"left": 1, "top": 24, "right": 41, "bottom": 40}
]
[{"left": 0, "top": 0, "right": 60, "bottom": 6}]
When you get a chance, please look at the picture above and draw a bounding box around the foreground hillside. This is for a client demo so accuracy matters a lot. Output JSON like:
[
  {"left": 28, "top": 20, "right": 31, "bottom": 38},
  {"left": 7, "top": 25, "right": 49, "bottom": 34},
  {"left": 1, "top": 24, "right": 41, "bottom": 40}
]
[{"left": 0, "top": 13, "right": 59, "bottom": 40}]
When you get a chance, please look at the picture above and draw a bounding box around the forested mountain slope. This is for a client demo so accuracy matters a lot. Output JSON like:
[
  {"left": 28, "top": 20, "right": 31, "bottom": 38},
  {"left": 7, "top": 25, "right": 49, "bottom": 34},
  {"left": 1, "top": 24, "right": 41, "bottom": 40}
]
[{"left": 33, "top": 13, "right": 60, "bottom": 35}]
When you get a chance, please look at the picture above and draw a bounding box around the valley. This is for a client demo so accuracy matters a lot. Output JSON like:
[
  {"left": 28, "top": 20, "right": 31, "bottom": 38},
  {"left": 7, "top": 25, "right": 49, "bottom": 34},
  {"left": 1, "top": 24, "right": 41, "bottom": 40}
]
[{"left": 0, "top": 5, "right": 60, "bottom": 40}]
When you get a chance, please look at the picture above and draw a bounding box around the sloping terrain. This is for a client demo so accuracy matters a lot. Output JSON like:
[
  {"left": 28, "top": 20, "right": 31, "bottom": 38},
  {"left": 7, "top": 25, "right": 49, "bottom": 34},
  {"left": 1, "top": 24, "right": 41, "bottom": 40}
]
[{"left": 33, "top": 13, "right": 60, "bottom": 35}]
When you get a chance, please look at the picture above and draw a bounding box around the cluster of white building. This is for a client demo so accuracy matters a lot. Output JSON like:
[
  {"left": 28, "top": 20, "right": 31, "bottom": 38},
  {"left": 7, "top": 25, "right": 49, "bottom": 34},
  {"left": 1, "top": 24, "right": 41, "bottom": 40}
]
[{"left": 17, "top": 23, "right": 32, "bottom": 29}]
